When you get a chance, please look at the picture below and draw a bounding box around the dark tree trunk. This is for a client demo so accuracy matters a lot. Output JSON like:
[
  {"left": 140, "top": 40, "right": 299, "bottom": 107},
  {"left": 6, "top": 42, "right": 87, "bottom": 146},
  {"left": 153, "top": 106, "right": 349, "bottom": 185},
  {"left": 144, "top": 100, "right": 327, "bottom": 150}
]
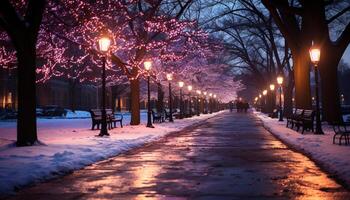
[
  {"left": 117, "top": 96, "right": 121, "bottom": 112},
  {"left": 16, "top": 44, "right": 38, "bottom": 146},
  {"left": 319, "top": 45, "right": 342, "bottom": 122},
  {"left": 130, "top": 78, "right": 140, "bottom": 125},
  {"left": 292, "top": 49, "right": 312, "bottom": 109},
  {"left": 68, "top": 79, "right": 77, "bottom": 112},
  {"left": 283, "top": 75, "right": 294, "bottom": 117},
  {"left": 157, "top": 82, "right": 164, "bottom": 112}
]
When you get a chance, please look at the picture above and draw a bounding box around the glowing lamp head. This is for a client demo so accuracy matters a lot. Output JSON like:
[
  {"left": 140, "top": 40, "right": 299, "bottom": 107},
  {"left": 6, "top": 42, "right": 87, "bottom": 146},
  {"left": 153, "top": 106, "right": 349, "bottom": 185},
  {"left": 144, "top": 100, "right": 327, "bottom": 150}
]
[
  {"left": 188, "top": 85, "right": 192, "bottom": 91},
  {"left": 270, "top": 84, "right": 275, "bottom": 91},
  {"left": 209, "top": 93, "right": 213, "bottom": 97},
  {"left": 277, "top": 76, "right": 283, "bottom": 85},
  {"left": 98, "top": 37, "right": 111, "bottom": 52},
  {"left": 166, "top": 73, "right": 173, "bottom": 81},
  {"left": 196, "top": 90, "right": 201, "bottom": 95},
  {"left": 203, "top": 92, "right": 207, "bottom": 96},
  {"left": 259, "top": 94, "right": 262, "bottom": 98},
  {"left": 144, "top": 61, "right": 152, "bottom": 71},
  {"left": 213, "top": 94, "right": 217, "bottom": 98},
  {"left": 178, "top": 81, "right": 184, "bottom": 88},
  {"left": 255, "top": 97, "right": 258, "bottom": 101},
  {"left": 309, "top": 45, "right": 321, "bottom": 65},
  {"left": 263, "top": 90, "right": 267, "bottom": 96}
]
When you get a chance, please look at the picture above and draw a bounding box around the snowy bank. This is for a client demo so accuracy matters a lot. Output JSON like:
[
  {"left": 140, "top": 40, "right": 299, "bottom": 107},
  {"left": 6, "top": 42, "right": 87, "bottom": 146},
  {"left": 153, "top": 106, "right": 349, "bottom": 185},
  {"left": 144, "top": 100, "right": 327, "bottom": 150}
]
[
  {"left": 254, "top": 111, "right": 350, "bottom": 188},
  {"left": 0, "top": 111, "right": 224, "bottom": 195}
]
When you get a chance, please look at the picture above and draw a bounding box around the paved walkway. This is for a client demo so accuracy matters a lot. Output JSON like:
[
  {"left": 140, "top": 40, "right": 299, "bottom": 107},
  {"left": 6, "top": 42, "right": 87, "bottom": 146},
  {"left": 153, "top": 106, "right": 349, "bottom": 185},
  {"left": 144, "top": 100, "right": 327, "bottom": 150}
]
[{"left": 8, "top": 112, "right": 350, "bottom": 199}]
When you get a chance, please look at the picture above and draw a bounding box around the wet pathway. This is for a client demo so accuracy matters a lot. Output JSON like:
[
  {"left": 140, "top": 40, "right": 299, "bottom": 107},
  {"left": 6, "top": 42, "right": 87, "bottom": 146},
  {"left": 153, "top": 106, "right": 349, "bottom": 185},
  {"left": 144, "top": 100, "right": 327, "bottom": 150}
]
[{"left": 8, "top": 112, "right": 350, "bottom": 199}]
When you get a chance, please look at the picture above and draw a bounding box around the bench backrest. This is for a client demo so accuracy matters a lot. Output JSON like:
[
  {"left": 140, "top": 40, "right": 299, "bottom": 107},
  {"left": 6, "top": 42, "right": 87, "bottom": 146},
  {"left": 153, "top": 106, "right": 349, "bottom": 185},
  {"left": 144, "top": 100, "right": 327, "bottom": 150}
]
[
  {"left": 90, "top": 109, "right": 102, "bottom": 117},
  {"left": 302, "top": 109, "right": 314, "bottom": 120},
  {"left": 295, "top": 109, "right": 303, "bottom": 115}
]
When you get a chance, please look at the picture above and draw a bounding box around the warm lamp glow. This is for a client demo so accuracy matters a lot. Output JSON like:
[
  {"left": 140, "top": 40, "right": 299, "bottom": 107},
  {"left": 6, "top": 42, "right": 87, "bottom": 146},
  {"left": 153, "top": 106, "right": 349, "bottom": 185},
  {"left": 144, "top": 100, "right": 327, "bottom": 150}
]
[
  {"left": 270, "top": 84, "right": 275, "bottom": 91},
  {"left": 209, "top": 93, "right": 213, "bottom": 97},
  {"left": 203, "top": 92, "right": 207, "bottom": 95},
  {"left": 178, "top": 81, "right": 184, "bottom": 88},
  {"left": 277, "top": 76, "right": 283, "bottom": 85},
  {"left": 309, "top": 46, "right": 321, "bottom": 64},
  {"left": 188, "top": 85, "right": 192, "bottom": 91},
  {"left": 259, "top": 94, "right": 262, "bottom": 98},
  {"left": 98, "top": 37, "right": 111, "bottom": 52},
  {"left": 213, "top": 94, "right": 217, "bottom": 98},
  {"left": 255, "top": 97, "right": 258, "bottom": 101},
  {"left": 166, "top": 73, "right": 173, "bottom": 81},
  {"left": 196, "top": 90, "right": 201, "bottom": 94},
  {"left": 263, "top": 90, "right": 267, "bottom": 95},
  {"left": 144, "top": 61, "right": 152, "bottom": 71}
]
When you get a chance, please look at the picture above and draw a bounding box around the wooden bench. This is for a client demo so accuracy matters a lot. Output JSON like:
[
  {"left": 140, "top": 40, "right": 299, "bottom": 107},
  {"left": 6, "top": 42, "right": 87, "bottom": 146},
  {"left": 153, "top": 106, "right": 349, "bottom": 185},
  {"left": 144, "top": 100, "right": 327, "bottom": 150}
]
[
  {"left": 268, "top": 109, "right": 278, "bottom": 118},
  {"left": 152, "top": 109, "right": 163, "bottom": 123},
  {"left": 90, "top": 109, "right": 123, "bottom": 130},
  {"left": 286, "top": 109, "right": 303, "bottom": 128},
  {"left": 106, "top": 109, "right": 123, "bottom": 129},
  {"left": 294, "top": 109, "right": 314, "bottom": 134},
  {"left": 331, "top": 121, "right": 350, "bottom": 145}
]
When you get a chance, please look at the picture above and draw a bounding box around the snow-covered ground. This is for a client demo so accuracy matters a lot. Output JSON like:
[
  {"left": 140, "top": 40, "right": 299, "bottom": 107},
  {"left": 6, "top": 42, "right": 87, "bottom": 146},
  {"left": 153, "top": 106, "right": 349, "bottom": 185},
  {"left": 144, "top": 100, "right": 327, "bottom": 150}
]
[
  {"left": 0, "top": 111, "right": 224, "bottom": 195},
  {"left": 254, "top": 111, "right": 350, "bottom": 187}
]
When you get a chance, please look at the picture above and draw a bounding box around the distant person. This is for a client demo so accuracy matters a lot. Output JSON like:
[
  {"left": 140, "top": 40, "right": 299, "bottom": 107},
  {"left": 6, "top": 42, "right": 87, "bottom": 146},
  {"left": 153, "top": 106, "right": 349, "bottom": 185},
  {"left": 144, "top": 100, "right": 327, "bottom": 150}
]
[
  {"left": 229, "top": 101, "right": 233, "bottom": 112},
  {"left": 244, "top": 102, "right": 249, "bottom": 112}
]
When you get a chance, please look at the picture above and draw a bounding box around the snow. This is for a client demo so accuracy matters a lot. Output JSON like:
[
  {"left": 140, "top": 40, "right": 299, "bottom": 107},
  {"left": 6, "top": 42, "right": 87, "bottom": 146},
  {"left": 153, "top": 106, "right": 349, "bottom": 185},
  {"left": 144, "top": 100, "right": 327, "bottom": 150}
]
[
  {"left": 64, "top": 110, "right": 91, "bottom": 118},
  {"left": 0, "top": 111, "right": 224, "bottom": 195},
  {"left": 253, "top": 110, "right": 350, "bottom": 187}
]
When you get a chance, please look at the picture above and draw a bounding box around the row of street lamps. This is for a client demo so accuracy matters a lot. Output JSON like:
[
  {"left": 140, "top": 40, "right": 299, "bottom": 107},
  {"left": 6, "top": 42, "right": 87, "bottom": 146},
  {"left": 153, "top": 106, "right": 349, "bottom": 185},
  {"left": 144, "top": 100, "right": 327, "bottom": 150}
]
[
  {"left": 96, "top": 35, "right": 220, "bottom": 134},
  {"left": 254, "top": 43, "right": 324, "bottom": 135},
  {"left": 146, "top": 64, "right": 219, "bottom": 128}
]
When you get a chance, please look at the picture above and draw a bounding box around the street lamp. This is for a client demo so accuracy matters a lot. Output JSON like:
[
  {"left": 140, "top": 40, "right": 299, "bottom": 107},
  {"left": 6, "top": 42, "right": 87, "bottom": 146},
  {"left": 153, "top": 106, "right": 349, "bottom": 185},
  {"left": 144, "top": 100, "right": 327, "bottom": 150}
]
[
  {"left": 187, "top": 85, "right": 193, "bottom": 117},
  {"left": 166, "top": 73, "right": 174, "bottom": 122},
  {"left": 309, "top": 43, "right": 324, "bottom": 134},
  {"left": 209, "top": 93, "right": 213, "bottom": 114},
  {"left": 263, "top": 89, "right": 267, "bottom": 113},
  {"left": 196, "top": 90, "right": 201, "bottom": 116},
  {"left": 97, "top": 36, "right": 111, "bottom": 137},
  {"left": 203, "top": 91, "right": 207, "bottom": 114},
  {"left": 277, "top": 75, "right": 284, "bottom": 121},
  {"left": 178, "top": 81, "right": 184, "bottom": 119},
  {"left": 213, "top": 94, "right": 217, "bottom": 112},
  {"left": 144, "top": 61, "right": 154, "bottom": 128}
]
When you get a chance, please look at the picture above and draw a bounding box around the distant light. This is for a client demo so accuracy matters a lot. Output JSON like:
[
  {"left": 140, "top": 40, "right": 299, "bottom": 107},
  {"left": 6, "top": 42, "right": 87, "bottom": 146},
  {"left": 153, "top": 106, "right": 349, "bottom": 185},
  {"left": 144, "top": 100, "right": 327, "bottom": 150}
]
[
  {"left": 98, "top": 37, "right": 111, "bottom": 52},
  {"left": 178, "top": 81, "right": 184, "bottom": 88},
  {"left": 277, "top": 76, "right": 283, "bottom": 85},
  {"left": 309, "top": 43, "right": 321, "bottom": 65},
  {"left": 144, "top": 61, "right": 152, "bottom": 71},
  {"left": 188, "top": 85, "right": 193, "bottom": 91},
  {"left": 196, "top": 90, "right": 201, "bottom": 94},
  {"left": 263, "top": 90, "right": 267, "bottom": 95},
  {"left": 270, "top": 84, "right": 275, "bottom": 91},
  {"left": 166, "top": 73, "right": 173, "bottom": 81}
]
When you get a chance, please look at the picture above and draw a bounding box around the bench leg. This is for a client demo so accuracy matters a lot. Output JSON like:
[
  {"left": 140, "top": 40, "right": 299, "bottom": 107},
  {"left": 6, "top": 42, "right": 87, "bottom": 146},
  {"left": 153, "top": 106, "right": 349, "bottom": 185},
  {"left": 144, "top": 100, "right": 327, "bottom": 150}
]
[{"left": 120, "top": 121, "right": 123, "bottom": 128}]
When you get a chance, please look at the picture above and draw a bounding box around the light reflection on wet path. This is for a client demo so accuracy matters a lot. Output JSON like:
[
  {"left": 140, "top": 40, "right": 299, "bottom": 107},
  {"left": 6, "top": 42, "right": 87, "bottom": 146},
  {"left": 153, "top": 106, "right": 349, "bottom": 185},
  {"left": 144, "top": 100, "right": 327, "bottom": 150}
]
[{"left": 8, "top": 112, "right": 350, "bottom": 199}]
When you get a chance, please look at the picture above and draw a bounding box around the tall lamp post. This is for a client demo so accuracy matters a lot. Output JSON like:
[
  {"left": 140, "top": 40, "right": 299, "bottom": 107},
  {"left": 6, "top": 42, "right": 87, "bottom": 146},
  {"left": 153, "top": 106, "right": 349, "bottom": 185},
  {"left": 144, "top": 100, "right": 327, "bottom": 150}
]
[
  {"left": 209, "top": 93, "right": 213, "bottom": 114},
  {"left": 97, "top": 36, "right": 111, "bottom": 137},
  {"left": 263, "top": 90, "right": 267, "bottom": 113},
  {"left": 269, "top": 84, "right": 275, "bottom": 113},
  {"left": 203, "top": 91, "right": 207, "bottom": 114},
  {"left": 144, "top": 61, "right": 154, "bottom": 128},
  {"left": 309, "top": 44, "right": 324, "bottom": 134},
  {"left": 187, "top": 85, "right": 193, "bottom": 116},
  {"left": 277, "top": 76, "right": 284, "bottom": 121},
  {"left": 259, "top": 94, "right": 262, "bottom": 111},
  {"left": 166, "top": 73, "right": 174, "bottom": 122},
  {"left": 196, "top": 90, "right": 201, "bottom": 116},
  {"left": 178, "top": 81, "right": 184, "bottom": 119},
  {"left": 213, "top": 94, "right": 217, "bottom": 112}
]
